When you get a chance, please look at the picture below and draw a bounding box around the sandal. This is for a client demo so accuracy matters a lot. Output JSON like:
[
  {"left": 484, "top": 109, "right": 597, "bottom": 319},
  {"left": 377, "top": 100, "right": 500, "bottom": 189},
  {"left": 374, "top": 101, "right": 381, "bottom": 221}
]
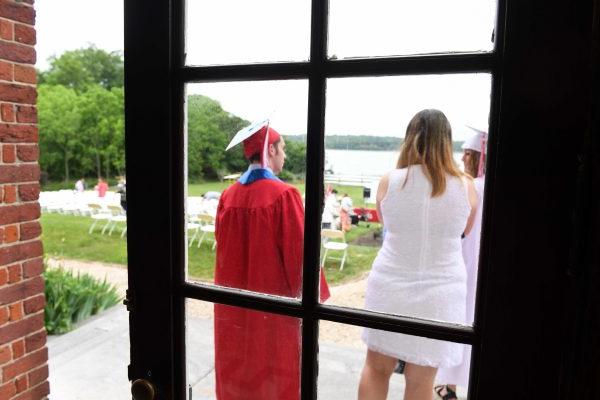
[{"left": 434, "top": 385, "right": 458, "bottom": 400}]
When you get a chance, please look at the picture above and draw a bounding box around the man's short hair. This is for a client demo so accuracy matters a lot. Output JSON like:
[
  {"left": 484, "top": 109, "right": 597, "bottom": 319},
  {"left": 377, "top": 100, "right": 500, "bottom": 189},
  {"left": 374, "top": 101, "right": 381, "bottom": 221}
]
[{"left": 247, "top": 137, "right": 281, "bottom": 163}]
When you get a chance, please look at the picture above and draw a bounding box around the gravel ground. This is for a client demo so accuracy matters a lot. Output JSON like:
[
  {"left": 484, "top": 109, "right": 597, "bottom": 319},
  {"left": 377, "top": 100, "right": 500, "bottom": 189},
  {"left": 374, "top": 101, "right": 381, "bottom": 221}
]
[{"left": 47, "top": 258, "right": 368, "bottom": 348}]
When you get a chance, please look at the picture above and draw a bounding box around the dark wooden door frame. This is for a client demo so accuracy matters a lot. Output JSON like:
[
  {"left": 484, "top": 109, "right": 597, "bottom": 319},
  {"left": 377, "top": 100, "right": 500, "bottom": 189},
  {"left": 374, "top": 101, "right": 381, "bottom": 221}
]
[{"left": 123, "top": 1, "right": 598, "bottom": 399}]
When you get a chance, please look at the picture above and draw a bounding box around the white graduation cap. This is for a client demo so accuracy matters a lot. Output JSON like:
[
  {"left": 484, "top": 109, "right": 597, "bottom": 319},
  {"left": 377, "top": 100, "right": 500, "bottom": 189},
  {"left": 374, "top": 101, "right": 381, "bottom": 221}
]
[
  {"left": 461, "top": 126, "right": 488, "bottom": 153},
  {"left": 225, "top": 117, "right": 271, "bottom": 151}
]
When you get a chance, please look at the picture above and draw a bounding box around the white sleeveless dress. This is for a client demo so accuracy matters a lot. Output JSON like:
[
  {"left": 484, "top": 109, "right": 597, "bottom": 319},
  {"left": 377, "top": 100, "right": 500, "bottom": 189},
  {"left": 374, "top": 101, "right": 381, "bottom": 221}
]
[{"left": 362, "top": 166, "right": 471, "bottom": 368}]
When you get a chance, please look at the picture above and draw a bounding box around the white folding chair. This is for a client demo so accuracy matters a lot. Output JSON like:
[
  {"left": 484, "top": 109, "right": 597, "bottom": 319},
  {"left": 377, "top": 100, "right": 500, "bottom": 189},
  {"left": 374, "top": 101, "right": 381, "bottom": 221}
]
[
  {"left": 321, "top": 229, "right": 349, "bottom": 271},
  {"left": 187, "top": 215, "right": 201, "bottom": 247},
  {"left": 103, "top": 205, "right": 127, "bottom": 237},
  {"left": 197, "top": 213, "right": 216, "bottom": 250},
  {"left": 88, "top": 203, "right": 112, "bottom": 234}
]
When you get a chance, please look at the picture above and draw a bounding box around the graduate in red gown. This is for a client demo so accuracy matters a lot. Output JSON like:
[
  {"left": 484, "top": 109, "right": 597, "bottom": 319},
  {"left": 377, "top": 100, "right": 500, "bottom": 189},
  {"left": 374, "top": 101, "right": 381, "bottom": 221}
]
[{"left": 214, "top": 119, "right": 330, "bottom": 400}]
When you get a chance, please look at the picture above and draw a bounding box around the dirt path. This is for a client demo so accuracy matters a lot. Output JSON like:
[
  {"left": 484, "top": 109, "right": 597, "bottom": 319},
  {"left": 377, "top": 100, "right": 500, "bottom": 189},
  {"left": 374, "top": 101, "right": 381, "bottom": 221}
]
[{"left": 47, "top": 258, "right": 368, "bottom": 348}]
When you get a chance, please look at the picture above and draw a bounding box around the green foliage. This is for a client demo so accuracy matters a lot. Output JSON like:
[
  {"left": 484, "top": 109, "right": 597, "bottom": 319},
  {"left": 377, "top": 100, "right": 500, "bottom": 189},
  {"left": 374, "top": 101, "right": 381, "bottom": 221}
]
[
  {"left": 187, "top": 95, "right": 248, "bottom": 179},
  {"left": 44, "top": 266, "right": 121, "bottom": 334},
  {"left": 38, "top": 45, "right": 124, "bottom": 92},
  {"left": 38, "top": 83, "right": 124, "bottom": 181},
  {"left": 282, "top": 137, "right": 306, "bottom": 176},
  {"left": 288, "top": 134, "right": 466, "bottom": 153},
  {"left": 38, "top": 85, "right": 81, "bottom": 182}
]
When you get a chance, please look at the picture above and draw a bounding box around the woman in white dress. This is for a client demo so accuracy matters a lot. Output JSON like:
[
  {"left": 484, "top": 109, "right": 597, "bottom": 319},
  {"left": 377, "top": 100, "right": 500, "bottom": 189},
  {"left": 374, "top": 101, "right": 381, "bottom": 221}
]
[
  {"left": 435, "top": 127, "right": 487, "bottom": 399},
  {"left": 358, "top": 109, "right": 478, "bottom": 400}
]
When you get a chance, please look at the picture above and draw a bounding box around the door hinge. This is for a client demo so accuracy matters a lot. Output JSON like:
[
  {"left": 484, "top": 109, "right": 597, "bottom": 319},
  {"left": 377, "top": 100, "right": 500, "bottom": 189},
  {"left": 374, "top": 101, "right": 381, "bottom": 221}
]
[{"left": 124, "top": 289, "right": 135, "bottom": 311}]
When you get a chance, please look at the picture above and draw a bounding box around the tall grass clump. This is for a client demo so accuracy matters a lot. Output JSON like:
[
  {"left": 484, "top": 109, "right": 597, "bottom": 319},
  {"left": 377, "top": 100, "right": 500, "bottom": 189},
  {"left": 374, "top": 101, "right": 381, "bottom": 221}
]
[{"left": 44, "top": 267, "right": 121, "bottom": 334}]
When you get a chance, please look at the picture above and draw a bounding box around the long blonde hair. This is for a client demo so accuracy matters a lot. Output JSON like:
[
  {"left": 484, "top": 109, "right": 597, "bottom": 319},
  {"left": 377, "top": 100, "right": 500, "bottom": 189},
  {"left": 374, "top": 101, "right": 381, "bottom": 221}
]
[{"left": 396, "top": 109, "right": 466, "bottom": 197}]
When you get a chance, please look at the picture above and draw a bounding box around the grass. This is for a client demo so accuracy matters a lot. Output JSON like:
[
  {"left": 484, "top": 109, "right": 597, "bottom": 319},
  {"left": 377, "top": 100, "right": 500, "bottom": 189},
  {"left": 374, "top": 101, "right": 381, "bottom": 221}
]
[{"left": 41, "top": 213, "right": 381, "bottom": 286}]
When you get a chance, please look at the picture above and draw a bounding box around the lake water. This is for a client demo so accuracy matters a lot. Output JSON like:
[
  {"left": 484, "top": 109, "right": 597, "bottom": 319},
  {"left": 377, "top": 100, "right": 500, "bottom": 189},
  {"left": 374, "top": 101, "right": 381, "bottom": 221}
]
[{"left": 325, "top": 149, "right": 464, "bottom": 177}]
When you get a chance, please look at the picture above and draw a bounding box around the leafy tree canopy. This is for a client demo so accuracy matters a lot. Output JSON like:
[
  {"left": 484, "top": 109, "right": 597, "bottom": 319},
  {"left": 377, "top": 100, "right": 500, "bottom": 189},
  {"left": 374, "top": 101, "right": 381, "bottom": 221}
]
[{"left": 38, "top": 45, "right": 124, "bottom": 92}]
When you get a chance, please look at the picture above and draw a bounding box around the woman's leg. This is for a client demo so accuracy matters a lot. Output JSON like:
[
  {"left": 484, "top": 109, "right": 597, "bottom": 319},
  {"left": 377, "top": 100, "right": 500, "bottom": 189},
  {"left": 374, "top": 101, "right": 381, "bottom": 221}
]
[
  {"left": 404, "top": 362, "right": 438, "bottom": 400},
  {"left": 358, "top": 349, "right": 397, "bottom": 400}
]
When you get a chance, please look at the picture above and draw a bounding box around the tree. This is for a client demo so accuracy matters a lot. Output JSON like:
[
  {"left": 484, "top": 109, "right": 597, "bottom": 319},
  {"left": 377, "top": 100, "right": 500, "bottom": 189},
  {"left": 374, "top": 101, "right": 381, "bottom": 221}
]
[
  {"left": 38, "top": 85, "right": 81, "bottom": 182},
  {"left": 186, "top": 95, "right": 248, "bottom": 180},
  {"left": 78, "top": 85, "right": 124, "bottom": 179},
  {"left": 38, "top": 45, "right": 124, "bottom": 92}
]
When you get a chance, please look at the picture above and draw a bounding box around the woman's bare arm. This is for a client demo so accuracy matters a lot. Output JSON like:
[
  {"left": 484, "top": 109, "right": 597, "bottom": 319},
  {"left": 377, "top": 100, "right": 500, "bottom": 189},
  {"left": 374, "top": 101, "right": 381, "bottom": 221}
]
[{"left": 376, "top": 173, "right": 391, "bottom": 227}]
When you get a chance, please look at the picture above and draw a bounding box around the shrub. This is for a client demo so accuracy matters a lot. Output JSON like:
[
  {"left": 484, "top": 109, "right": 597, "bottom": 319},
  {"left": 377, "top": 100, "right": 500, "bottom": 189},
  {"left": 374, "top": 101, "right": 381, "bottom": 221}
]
[{"left": 44, "top": 266, "right": 121, "bottom": 334}]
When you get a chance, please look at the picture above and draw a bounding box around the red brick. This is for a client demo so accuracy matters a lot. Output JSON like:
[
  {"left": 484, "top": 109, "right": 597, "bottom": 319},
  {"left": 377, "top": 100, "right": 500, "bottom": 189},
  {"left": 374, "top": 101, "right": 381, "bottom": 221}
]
[
  {"left": 0, "top": 313, "right": 44, "bottom": 349},
  {"left": 7, "top": 262, "right": 21, "bottom": 282},
  {"left": 0, "top": 18, "right": 12, "bottom": 40},
  {"left": 0, "top": 40, "right": 35, "bottom": 64},
  {"left": 24, "top": 330, "right": 45, "bottom": 353},
  {"left": 21, "top": 258, "right": 42, "bottom": 278},
  {"left": 1, "top": 102, "right": 14, "bottom": 121},
  {"left": 15, "top": 375, "right": 27, "bottom": 393},
  {"left": 9, "top": 302, "right": 23, "bottom": 321},
  {"left": 0, "top": 83, "right": 36, "bottom": 104},
  {"left": 0, "top": 124, "right": 37, "bottom": 143},
  {"left": 2, "top": 142, "right": 15, "bottom": 162},
  {"left": 16, "top": 144, "right": 37, "bottom": 161},
  {"left": 15, "top": 105, "right": 35, "bottom": 123},
  {"left": 0, "top": 164, "right": 40, "bottom": 184},
  {"left": 12, "top": 339, "right": 25, "bottom": 359},
  {"left": 3, "top": 184, "right": 16, "bottom": 202},
  {"left": 23, "top": 294, "right": 44, "bottom": 315},
  {"left": 0, "top": 240, "right": 43, "bottom": 267},
  {"left": 0, "top": 226, "right": 3, "bottom": 243},
  {"left": 2, "top": 347, "right": 47, "bottom": 381},
  {"left": 0, "top": 381, "right": 16, "bottom": 399},
  {"left": 19, "top": 220, "right": 40, "bottom": 240},
  {"left": 0, "top": 273, "right": 43, "bottom": 303},
  {"left": 0, "top": 345, "right": 11, "bottom": 364},
  {"left": 14, "top": 23, "right": 34, "bottom": 45},
  {"left": 0, "top": 267, "right": 7, "bottom": 284},
  {"left": 17, "top": 183, "right": 39, "bottom": 201},
  {"left": 0, "top": 306, "right": 8, "bottom": 325},
  {"left": 14, "top": 64, "right": 35, "bottom": 84},
  {"left": 0, "top": 59, "right": 11, "bottom": 80},
  {"left": 0, "top": 2, "right": 36, "bottom": 25},
  {"left": 0, "top": 203, "right": 40, "bottom": 225},
  {"left": 13, "top": 381, "right": 50, "bottom": 400},
  {"left": 27, "top": 365, "right": 48, "bottom": 386}
]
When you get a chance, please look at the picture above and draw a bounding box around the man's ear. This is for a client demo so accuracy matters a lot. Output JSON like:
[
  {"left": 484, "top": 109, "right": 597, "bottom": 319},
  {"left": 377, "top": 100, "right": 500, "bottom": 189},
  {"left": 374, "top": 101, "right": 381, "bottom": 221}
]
[{"left": 268, "top": 143, "right": 276, "bottom": 156}]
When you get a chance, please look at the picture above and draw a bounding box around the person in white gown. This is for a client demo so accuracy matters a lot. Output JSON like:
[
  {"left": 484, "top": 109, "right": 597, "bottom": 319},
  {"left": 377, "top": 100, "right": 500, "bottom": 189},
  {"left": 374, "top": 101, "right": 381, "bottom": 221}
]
[
  {"left": 358, "top": 109, "right": 478, "bottom": 400},
  {"left": 434, "top": 127, "right": 487, "bottom": 399}
]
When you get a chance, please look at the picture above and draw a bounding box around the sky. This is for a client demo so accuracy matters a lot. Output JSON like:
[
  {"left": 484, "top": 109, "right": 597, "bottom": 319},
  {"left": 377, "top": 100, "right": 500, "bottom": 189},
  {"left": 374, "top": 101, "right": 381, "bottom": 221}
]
[{"left": 36, "top": 0, "right": 496, "bottom": 140}]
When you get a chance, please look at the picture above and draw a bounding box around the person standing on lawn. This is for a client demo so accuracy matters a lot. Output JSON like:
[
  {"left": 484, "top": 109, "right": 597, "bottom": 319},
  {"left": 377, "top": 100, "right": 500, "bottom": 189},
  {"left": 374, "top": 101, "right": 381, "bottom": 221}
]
[{"left": 213, "top": 119, "right": 330, "bottom": 400}]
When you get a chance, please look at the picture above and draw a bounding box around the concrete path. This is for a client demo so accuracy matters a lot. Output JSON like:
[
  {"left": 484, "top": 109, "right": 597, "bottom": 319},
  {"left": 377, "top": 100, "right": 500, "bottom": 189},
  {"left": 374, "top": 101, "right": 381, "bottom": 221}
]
[{"left": 48, "top": 304, "right": 468, "bottom": 399}]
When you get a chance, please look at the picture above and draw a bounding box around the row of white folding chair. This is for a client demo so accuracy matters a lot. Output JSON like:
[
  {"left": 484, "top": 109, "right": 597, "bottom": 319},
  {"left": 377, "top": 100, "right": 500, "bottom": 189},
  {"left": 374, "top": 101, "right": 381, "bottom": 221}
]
[{"left": 88, "top": 203, "right": 127, "bottom": 237}]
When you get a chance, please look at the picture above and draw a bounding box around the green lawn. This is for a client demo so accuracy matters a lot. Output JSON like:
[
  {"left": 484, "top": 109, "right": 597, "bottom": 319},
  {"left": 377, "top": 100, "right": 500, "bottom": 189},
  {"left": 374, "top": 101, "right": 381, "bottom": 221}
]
[{"left": 41, "top": 213, "right": 381, "bottom": 286}]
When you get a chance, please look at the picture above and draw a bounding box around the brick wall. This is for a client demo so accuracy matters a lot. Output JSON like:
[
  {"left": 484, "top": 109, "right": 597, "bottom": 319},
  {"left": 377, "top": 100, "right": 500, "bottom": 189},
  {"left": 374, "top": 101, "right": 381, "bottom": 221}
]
[{"left": 0, "top": 1, "right": 49, "bottom": 399}]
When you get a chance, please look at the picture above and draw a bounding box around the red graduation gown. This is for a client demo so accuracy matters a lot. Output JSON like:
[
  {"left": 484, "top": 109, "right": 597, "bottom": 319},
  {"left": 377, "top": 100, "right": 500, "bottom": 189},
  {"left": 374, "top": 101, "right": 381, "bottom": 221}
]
[{"left": 214, "top": 178, "right": 330, "bottom": 400}]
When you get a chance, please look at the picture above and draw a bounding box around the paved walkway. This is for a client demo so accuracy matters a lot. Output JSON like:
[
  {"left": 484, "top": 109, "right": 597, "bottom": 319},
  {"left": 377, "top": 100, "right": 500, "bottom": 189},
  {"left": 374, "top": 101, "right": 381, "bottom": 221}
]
[
  {"left": 46, "top": 259, "right": 468, "bottom": 399},
  {"left": 48, "top": 304, "right": 413, "bottom": 399}
]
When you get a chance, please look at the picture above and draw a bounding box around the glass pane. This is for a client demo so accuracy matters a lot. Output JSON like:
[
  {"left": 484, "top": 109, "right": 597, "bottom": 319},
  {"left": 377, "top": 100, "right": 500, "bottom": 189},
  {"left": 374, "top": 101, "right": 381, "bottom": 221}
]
[
  {"left": 318, "top": 320, "right": 471, "bottom": 399},
  {"left": 185, "top": 80, "right": 308, "bottom": 300},
  {"left": 185, "top": 0, "right": 311, "bottom": 66},
  {"left": 186, "top": 299, "right": 302, "bottom": 399},
  {"left": 328, "top": 0, "right": 497, "bottom": 59},
  {"left": 320, "top": 74, "right": 490, "bottom": 328}
]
